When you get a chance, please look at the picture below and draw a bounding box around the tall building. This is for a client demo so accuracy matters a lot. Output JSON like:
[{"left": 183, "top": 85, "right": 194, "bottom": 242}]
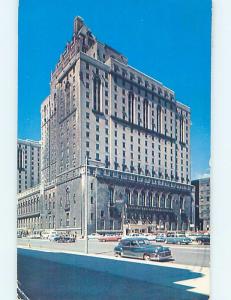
[
  {"left": 17, "top": 17, "right": 193, "bottom": 234},
  {"left": 17, "top": 139, "right": 41, "bottom": 193},
  {"left": 191, "top": 177, "right": 210, "bottom": 231}
]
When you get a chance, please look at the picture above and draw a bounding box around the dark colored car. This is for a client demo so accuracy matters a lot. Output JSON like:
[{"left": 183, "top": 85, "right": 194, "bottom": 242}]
[
  {"left": 56, "top": 236, "right": 76, "bottom": 243},
  {"left": 165, "top": 236, "right": 192, "bottom": 245},
  {"left": 17, "top": 232, "right": 22, "bottom": 238},
  {"left": 155, "top": 235, "right": 166, "bottom": 243},
  {"left": 114, "top": 238, "right": 172, "bottom": 261},
  {"left": 195, "top": 235, "right": 210, "bottom": 245}
]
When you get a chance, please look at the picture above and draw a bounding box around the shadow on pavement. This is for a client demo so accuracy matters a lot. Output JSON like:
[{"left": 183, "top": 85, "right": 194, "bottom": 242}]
[{"left": 17, "top": 248, "right": 208, "bottom": 300}]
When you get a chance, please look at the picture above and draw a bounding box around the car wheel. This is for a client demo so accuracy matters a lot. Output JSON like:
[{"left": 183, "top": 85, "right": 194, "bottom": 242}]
[{"left": 143, "top": 254, "right": 151, "bottom": 261}]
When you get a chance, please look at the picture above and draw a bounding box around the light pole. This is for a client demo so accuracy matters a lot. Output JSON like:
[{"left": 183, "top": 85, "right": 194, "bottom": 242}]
[{"left": 84, "top": 156, "right": 88, "bottom": 254}]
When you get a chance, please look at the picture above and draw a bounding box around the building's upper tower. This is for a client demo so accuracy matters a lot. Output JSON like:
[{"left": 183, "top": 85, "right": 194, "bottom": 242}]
[{"left": 41, "top": 17, "right": 191, "bottom": 187}]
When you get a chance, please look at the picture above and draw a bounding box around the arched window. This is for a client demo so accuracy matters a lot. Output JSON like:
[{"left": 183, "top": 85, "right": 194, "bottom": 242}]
[
  {"left": 157, "top": 105, "right": 162, "bottom": 133},
  {"left": 147, "top": 193, "right": 153, "bottom": 207},
  {"left": 125, "top": 189, "right": 131, "bottom": 205},
  {"left": 109, "top": 187, "right": 114, "bottom": 206},
  {"left": 157, "top": 194, "right": 161, "bottom": 207},
  {"left": 160, "top": 194, "right": 165, "bottom": 208},
  {"left": 128, "top": 91, "right": 135, "bottom": 123},
  {"left": 140, "top": 191, "right": 146, "bottom": 206},
  {"left": 180, "top": 196, "right": 184, "bottom": 210},
  {"left": 65, "top": 81, "right": 71, "bottom": 114},
  {"left": 143, "top": 99, "right": 149, "bottom": 128},
  {"left": 180, "top": 115, "right": 185, "bottom": 143},
  {"left": 37, "top": 198, "right": 39, "bottom": 212},
  {"left": 93, "top": 75, "right": 101, "bottom": 112},
  {"left": 166, "top": 195, "right": 172, "bottom": 209},
  {"left": 133, "top": 191, "right": 138, "bottom": 206}
]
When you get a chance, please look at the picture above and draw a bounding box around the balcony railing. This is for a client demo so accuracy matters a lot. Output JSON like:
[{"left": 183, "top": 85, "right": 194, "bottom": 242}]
[
  {"left": 17, "top": 211, "right": 40, "bottom": 219},
  {"left": 90, "top": 166, "right": 193, "bottom": 193},
  {"left": 126, "top": 205, "right": 174, "bottom": 214}
]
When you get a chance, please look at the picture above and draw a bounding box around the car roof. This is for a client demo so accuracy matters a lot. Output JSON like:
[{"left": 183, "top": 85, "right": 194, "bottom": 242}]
[{"left": 122, "top": 237, "right": 149, "bottom": 242}]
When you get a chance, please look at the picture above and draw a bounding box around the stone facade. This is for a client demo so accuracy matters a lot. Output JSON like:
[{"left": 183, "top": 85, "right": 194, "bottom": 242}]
[
  {"left": 17, "top": 185, "right": 41, "bottom": 230},
  {"left": 17, "top": 16, "right": 194, "bottom": 235}
]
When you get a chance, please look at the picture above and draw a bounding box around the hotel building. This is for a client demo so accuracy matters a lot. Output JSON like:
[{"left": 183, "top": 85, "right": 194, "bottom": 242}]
[{"left": 17, "top": 17, "right": 193, "bottom": 235}]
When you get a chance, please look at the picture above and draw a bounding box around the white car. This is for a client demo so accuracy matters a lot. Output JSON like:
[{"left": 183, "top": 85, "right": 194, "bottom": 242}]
[
  {"left": 27, "top": 233, "right": 41, "bottom": 239},
  {"left": 48, "top": 232, "right": 60, "bottom": 241},
  {"left": 88, "top": 233, "right": 101, "bottom": 240},
  {"left": 144, "top": 234, "right": 157, "bottom": 241},
  {"left": 122, "top": 233, "right": 147, "bottom": 240},
  {"left": 41, "top": 231, "right": 50, "bottom": 239}
]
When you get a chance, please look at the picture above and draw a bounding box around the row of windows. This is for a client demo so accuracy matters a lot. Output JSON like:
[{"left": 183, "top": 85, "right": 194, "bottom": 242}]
[{"left": 82, "top": 71, "right": 189, "bottom": 137}]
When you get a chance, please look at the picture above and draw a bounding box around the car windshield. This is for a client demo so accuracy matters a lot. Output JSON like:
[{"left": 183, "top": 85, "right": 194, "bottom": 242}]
[{"left": 138, "top": 239, "right": 150, "bottom": 246}]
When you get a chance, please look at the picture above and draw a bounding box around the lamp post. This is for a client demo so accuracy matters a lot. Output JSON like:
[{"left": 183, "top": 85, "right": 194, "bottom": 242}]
[{"left": 84, "top": 156, "right": 88, "bottom": 254}]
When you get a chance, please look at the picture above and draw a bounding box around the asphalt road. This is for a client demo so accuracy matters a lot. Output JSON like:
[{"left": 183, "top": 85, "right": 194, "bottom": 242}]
[
  {"left": 17, "top": 238, "right": 210, "bottom": 267},
  {"left": 18, "top": 248, "right": 209, "bottom": 300}
]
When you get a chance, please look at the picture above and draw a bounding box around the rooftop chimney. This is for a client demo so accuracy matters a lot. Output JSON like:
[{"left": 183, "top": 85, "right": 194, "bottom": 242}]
[{"left": 74, "top": 16, "right": 84, "bottom": 34}]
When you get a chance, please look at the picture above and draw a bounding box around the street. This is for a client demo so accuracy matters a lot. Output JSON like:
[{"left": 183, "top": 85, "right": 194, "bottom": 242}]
[{"left": 17, "top": 238, "right": 210, "bottom": 267}]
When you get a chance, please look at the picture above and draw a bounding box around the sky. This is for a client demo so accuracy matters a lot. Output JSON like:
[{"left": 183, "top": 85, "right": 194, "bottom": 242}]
[{"left": 18, "top": 0, "right": 211, "bottom": 180}]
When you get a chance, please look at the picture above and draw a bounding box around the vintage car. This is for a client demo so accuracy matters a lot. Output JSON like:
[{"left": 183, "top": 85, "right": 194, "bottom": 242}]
[
  {"left": 155, "top": 234, "right": 166, "bottom": 242},
  {"left": 49, "top": 233, "right": 61, "bottom": 241},
  {"left": 56, "top": 236, "right": 76, "bottom": 243},
  {"left": 98, "top": 234, "right": 122, "bottom": 242},
  {"left": 27, "top": 231, "right": 41, "bottom": 239},
  {"left": 88, "top": 233, "right": 102, "bottom": 240},
  {"left": 114, "top": 237, "right": 172, "bottom": 261},
  {"left": 195, "top": 235, "right": 210, "bottom": 245},
  {"left": 165, "top": 236, "right": 192, "bottom": 245}
]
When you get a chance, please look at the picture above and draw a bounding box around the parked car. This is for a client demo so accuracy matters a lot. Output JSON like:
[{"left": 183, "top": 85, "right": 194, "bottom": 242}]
[
  {"left": 17, "top": 232, "right": 22, "bottom": 238},
  {"left": 98, "top": 234, "right": 122, "bottom": 242},
  {"left": 122, "top": 233, "right": 147, "bottom": 240},
  {"left": 88, "top": 233, "right": 101, "bottom": 240},
  {"left": 186, "top": 234, "right": 200, "bottom": 241},
  {"left": 165, "top": 236, "right": 192, "bottom": 245},
  {"left": 155, "top": 234, "right": 166, "bottom": 242},
  {"left": 195, "top": 235, "right": 210, "bottom": 245},
  {"left": 57, "top": 236, "right": 76, "bottom": 243},
  {"left": 144, "top": 234, "right": 157, "bottom": 241},
  {"left": 41, "top": 231, "right": 51, "bottom": 239},
  {"left": 114, "top": 237, "right": 172, "bottom": 261},
  {"left": 27, "top": 231, "right": 41, "bottom": 239},
  {"left": 49, "top": 232, "right": 61, "bottom": 241}
]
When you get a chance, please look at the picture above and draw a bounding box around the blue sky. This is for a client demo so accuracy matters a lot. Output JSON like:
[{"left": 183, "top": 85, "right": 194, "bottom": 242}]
[{"left": 18, "top": 0, "right": 211, "bottom": 179}]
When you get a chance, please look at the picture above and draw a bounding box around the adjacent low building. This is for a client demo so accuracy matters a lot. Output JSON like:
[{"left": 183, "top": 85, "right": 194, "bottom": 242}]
[
  {"left": 17, "top": 17, "right": 194, "bottom": 235},
  {"left": 191, "top": 177, "right": 210, "bottom": 231}
]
